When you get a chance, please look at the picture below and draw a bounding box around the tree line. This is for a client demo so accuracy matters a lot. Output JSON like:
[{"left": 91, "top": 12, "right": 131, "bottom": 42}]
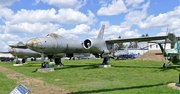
[{"left": 115, "top": 34, "right": 149, "bottom": 50}]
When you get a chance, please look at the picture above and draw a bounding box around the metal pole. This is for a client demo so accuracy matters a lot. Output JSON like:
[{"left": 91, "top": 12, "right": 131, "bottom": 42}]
[
  {"left": 179, "top": 73, "right": 180, "bottom": 83},
  {"left": 41, "top": 53, "right": 44, "bottom": 62}
]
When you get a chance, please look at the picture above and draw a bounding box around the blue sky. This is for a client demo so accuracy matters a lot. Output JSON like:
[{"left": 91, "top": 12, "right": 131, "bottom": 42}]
[{"left": 0, "top": 0, "right": 180, "bottom": 52}]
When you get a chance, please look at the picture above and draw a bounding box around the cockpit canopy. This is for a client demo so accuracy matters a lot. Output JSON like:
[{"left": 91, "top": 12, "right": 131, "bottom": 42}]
[{"left": 47, "top": 33, "right": 59, "bottom": 38}]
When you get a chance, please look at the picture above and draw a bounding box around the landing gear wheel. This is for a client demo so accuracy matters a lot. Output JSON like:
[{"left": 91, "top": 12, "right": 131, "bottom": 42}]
[
  {"left": 163, "top": 63, "right": 169, "bottom": 69},
  {"left": 163, "top": 63, "right": 166, "bottom": 68}
]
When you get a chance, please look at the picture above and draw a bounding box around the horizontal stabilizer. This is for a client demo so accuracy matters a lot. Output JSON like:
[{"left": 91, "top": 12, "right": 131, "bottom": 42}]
[{"left": 0, "top": 51, "right": 10, "bottom": 54}]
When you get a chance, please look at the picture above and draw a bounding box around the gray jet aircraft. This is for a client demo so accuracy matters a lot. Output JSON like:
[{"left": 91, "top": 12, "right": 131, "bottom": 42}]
[
  {"left": 16, "top": 25, "right": 175, "bottom": 66},
  {"left": 2, "top": 42, "right": 42, "bottom": 63}
]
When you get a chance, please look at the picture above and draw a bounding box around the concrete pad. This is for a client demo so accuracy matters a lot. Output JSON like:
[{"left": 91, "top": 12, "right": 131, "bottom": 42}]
[
  {"left": 13, "top": 64, "right": 23, "bottom": 66},
  {"left": 167, "top": 82, "right": 180, "bottom": 90},
  {"left": 49, "top": 62, "right": 55, "bottom": 65},
  {"left": 23, "top": 63, "right": 28, "bottom": 64},
  {"left": 98, "top": 65, "right": 111, "bottom": 68},
  {"left": 36, "top": 68, "right": 54, "bottom": 72}
]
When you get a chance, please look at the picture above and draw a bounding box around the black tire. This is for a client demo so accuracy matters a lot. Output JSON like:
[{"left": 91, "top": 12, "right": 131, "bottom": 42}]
[{"left": 163, "top": 63, "right": 166, "bottom": 68}]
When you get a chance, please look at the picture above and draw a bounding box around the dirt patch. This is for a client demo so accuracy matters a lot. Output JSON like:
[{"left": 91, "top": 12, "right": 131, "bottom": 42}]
[
  {"left": 0, "top": 66, "right": 71, "bottom": 94},
  {"left": 136, "top": 50, "right": 168, "bottom": 62}
]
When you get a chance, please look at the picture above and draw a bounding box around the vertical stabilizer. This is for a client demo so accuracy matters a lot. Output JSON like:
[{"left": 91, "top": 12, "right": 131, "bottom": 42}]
[{"left": 97, "top": 24, "right": 105, "bottom": 39}]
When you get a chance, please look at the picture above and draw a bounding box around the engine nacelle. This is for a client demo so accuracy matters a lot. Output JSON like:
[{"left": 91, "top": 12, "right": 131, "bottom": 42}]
[
  {"left": 82, "top": 38, "right": 109, "bottom": 54},
  {"left": 168, "top": 32, "right": 176, "bottom": 42}
]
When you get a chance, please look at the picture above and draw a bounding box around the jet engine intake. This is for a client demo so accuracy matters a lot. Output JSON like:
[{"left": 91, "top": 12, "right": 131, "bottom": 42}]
[
  {"left": 82, "top": 38, "right": 108, "bottom": 54},
  {"left": 83, "top": 39, "right": 92, "bottom": 49}
]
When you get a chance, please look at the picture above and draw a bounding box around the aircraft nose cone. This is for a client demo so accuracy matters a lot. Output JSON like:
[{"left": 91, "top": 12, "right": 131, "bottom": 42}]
[
  {"left": 26, "top": 38, "right": 41, "bottom": 50},
  {"left": 8, "top": 48, "right": 15, "bottom": 53}
]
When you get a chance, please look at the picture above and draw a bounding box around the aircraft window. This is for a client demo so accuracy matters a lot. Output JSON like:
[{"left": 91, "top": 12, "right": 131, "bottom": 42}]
[
  {"left": 150, "top": 45, "right": 152, "bottom": 48},
  {"left": 156, "top": 45, "right": 158, "bottom": 48}
]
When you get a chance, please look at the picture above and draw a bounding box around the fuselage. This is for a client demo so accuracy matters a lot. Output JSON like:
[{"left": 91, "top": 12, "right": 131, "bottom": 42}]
[
  {"left": 26, "top": 33, "right": 88, "bottom": 55},
  {"left": 166, "top": 41, "right": 180, "bottom": 64},
  {"left": 9, "top": 48, "right": 41, "bottom": 58}
]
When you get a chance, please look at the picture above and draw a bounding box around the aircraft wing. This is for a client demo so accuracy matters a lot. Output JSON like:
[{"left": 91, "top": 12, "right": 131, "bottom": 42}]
[
  {"left": 0, "top": 51, "right": 10, "bottom": 54},
  {"left": 105, "top": 36, "right": 167, "bottom": 44},
  {"left": 9, "top": 45, "right": 27, "bottom": 49}
]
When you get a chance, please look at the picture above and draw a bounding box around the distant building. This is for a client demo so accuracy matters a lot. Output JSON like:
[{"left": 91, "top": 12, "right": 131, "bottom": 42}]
[
  {"left": 127, "top": 40, "right": 171, "bottom": 56},
  {"left": 148, "top": 41, "right": 171, "bottom": 50}
]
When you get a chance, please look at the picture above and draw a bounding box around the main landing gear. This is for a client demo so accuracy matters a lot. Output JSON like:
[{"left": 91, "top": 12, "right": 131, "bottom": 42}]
[
  {"left": 99, "top": 57, "right": 111, "bottom": 68},
  {"left": 163, "top": 62, "right": 180, "bottom": 68},
  {"left": 163, "top": 62, "right": 170, "bottom": 68},
  {"left": 101, "top": 57, "right": 110, "bottom": 65},
  {"left": 54, "top": 58, "right": 64, "bottom": 66}
]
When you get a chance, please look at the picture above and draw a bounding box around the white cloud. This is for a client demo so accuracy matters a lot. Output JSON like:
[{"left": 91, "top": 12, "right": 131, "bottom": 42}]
[
  {"left": 99, "top": 0, "right": 111, "bottom": 7},
  {"left": 100, "top": 21, "right": 110, "bottom": 28},
  {"left": 9, "top": 8, "right": 57, "bottom": 24},
  {"left": 57, "top": 8, "right": 96, "bottom": 25},
  {"left": 139, "top": 6, "right": 180, "bottom": 29},
  {"left": 70, "top": 24, "right": 90, "bottom": 34},
  {"left": 0, "top": 0, "right": 19, "bottom": 7},
  {"left": 54, "top": 24, "right": 90, "bottom": 39},
  {"left": 97, "top": 1, "right": 148, "bottom": 39},
  {"left": 89, "top": 24, "right": 140, "bottom": 40},
  {"left": 137, "top": 5, "right": 180, "bottom": 37},
  {"left": 104, "top": 25, "right": 140, "bottom": 39},
  {"left": 0, "top": 7, "right": 14, "bottom": 20},
  {"left": 2, "top": 22, "right": 59, "bottom": 34},
  {"left": 120, "top": 1, "right": 149, "bottom": 27},
  {"left": 74, "top": 0, "right": 87, "bottom": 10},
  {"left": 97, "top": 0, "right": 127, "bottom": 16},
  {"left": 2, "top": 8, "right": 96, "bottom": 25},
  {"left": 0, "top": 33, "right": 20, "bottom": 51},
  {"left": 41, "top": 0, "right": 87, "bottom": 9},
  {"left": 33, "top": 0, "right": 41, "bottom": 5},
  {"left": 0, "top": 41, "right": 9, "bottom": 52},
  {"left": 0, "top": 33, "right": 20, "bottom": 41},
  {"left": 121, "top": 10, "right": 146, "bottom": 27},
  {"left": 125, "top": 0, "right": 144, "bottom": 8},
  {"left": 0, "top": 33, "right": 30, "bottom": 52},
  {"left": 95, "top": 1, "right": 150, "bottom": 39}
]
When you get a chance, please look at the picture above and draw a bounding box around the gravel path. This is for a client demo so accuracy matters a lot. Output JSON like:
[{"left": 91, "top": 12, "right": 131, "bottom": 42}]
[{"left": 0, "top": 66, "right": 71, "bottom": 94}]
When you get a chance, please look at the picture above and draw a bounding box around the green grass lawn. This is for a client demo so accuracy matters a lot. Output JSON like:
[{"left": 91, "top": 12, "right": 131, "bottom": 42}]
[
  {"left": 0, "top": 59, "right": 180, "bottom": 94},
  {"left": 0, "top": 69, "right": 17, "bottom": 94}
]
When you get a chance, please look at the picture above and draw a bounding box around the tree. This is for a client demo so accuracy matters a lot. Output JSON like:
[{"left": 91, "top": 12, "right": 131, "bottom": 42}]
[
  {"left": 128, "top": 42, "right": 138, "bottom": 48},
  {"left": 115, "top": 36, "right": 125, "bottom": 50}
]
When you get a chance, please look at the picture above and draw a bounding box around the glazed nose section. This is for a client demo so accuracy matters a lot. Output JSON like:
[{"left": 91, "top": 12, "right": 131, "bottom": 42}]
[
  {"left": 26, "top": 38, "right": 41, "bottom": 50},
  {"left": 8, "top": 48, "right": 15, "bottom": 53}
]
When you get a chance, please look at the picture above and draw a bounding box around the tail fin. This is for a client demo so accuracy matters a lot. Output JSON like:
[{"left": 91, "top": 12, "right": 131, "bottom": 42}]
[
  {"left": 157, "top": 42, "right": 167, "bottom": 56},
  {"left": 97, "top": 24, "right": 105, "bottom": 39}
]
